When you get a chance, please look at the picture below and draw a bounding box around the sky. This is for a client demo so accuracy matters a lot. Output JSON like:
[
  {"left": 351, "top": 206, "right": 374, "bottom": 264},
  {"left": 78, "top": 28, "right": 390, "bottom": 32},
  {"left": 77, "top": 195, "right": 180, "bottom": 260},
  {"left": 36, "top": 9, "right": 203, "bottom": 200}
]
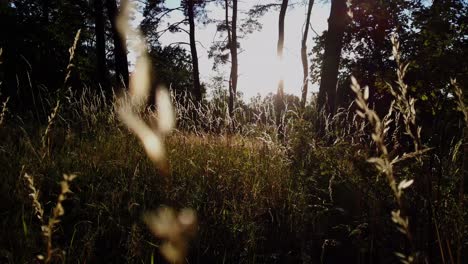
[{"left": 140, "top": 0, "right": 331, "bottom": 100}]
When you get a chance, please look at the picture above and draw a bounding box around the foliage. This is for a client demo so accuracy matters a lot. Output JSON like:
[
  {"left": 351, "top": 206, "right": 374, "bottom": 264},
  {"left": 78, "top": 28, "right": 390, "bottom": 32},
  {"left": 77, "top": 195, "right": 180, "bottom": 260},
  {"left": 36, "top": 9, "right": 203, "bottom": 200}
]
[{"left": 149, "top": 45, "right": 195, "bottom": 94}]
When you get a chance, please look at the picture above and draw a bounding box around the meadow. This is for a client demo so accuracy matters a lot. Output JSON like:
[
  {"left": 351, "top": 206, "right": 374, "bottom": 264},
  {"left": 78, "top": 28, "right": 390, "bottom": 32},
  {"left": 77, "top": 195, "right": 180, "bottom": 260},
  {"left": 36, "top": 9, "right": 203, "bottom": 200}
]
[{"left": 1, "top": 66, "right": 466, "bottom": 263}]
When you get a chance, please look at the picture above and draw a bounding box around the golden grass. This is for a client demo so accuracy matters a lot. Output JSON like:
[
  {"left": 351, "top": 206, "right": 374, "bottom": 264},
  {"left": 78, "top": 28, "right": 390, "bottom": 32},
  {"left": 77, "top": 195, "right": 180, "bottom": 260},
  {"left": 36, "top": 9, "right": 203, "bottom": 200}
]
[
  {"left": 349, "top": 34, "right": 436, "bottom": 264},
  {"left": 114, "top": 1, "right": 196, "bottom": 261}
]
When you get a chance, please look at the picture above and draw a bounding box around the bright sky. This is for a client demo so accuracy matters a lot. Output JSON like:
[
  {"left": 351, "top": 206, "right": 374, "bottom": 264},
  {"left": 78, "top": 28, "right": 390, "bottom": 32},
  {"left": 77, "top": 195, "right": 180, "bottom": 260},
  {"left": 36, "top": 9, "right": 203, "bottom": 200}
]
[{"left": 144, "top": 0, "right": 330, "bottom": 100}]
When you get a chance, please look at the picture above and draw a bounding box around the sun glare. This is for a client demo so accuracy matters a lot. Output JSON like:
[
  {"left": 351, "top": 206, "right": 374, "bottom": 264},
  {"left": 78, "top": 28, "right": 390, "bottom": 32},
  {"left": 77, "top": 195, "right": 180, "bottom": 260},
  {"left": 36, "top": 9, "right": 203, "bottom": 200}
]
[{"left": 146, "top": 0, "right": 330, "bottom": 99}]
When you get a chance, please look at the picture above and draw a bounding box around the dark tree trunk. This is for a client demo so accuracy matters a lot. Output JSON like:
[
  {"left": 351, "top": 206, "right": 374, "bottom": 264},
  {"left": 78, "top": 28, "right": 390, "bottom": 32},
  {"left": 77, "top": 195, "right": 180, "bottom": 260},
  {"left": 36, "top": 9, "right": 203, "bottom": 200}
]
[
  {"left": 187, "top": 0, "right": 202, "bottom": 103},
  {"left": 301, "top": 0, "right": 314, "bottom": 108},
  {"left": 106, "top": 0, "right": 129, "bottom": 88},
  {"left": 275, "top": 0, "right": 288, "bottom": 138},
  {"left": 94, "top": 0, "right": 109, "bottom": 93},
  {"left": 41, "top": 0, "right": 49, "bottom": 25},
  {"left": 317, "top": 0, "right": 347, "bottom": 115},
  {"left": 277, "top": 0, "right": 288, "bottom": 60},
  {"left": 225, "top": 0, "right": 233, "bottom": 116},
  {"left": 228, "top": 0, "right": 238, "bottom": 118}
]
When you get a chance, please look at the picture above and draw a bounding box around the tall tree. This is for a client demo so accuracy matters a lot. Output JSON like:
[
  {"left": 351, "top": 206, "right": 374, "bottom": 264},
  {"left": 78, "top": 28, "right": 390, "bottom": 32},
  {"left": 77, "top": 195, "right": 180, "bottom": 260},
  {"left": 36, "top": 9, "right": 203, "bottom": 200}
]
[
  {"left": 223, "top": 0, "right": 232, "bottom": 105},
  {"left": 275, "top": 0, "right": 288, "bottom": 137},
  {"left": 317, "top": 0, "right": 347, "bottom": 115},
  {"left": 276, "top": 0, "right": 288, "bottom": 62},
  {"left": 338, "top": 0, "right": 413, "bottom": 111},
  {"left": 228, "top": 0, "right": 238, "bottom": 117},
  {"left": 140, "top": 0, "right": 170, "bottom": 47},
  {"left": 142, "top": 0, "right": 206, "bottom": 102},
  {"left": 186, "top": 0, "right": 202, "bottom": 103},
  {"left": 149, "top": 45, "right": 195, "bottom": 94},
  {"left": 300, "top": 0, "right": 314, "bottom": 108},
  {"left": 209, "top": 0, "right": 262, "bottom": 116},
  {"left": 106, "top": 0, "right": 129, "bottom": 88},
  {"left": 94, "top": 0, "right": 108, "bottom": 92}
]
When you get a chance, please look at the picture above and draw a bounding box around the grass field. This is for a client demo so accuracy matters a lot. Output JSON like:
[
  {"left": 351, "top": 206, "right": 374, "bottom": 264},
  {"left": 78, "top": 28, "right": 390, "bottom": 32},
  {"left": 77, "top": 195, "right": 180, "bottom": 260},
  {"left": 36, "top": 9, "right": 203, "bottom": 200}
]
[{"left": 1, "top": 84, "right": 465, "bottom": 263}]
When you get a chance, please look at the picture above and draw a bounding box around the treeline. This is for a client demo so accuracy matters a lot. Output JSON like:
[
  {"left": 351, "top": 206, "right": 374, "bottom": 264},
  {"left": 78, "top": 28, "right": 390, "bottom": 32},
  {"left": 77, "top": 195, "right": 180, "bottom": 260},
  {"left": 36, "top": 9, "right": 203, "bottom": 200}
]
[{"left": 0, "top": 0, "right": 467, "bottom": 121}]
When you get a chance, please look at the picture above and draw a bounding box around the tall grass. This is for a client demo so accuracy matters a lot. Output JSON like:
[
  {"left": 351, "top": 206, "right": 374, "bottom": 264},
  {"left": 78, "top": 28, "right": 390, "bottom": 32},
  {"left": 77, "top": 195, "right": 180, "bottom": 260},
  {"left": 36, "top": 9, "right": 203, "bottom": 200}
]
[{"left": 1, "top": 69, "right": 466, "bottom": 263}]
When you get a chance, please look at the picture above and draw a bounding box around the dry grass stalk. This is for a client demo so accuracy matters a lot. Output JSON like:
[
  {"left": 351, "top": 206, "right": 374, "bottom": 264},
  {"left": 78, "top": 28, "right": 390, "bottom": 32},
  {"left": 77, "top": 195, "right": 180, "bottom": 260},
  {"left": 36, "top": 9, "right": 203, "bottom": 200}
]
[
  {"left": 351, "top": 76, "right": 415, "bottom": 263},
  {"left": 452, "top": 78, "right": 467, "bottom": 264},
  {"left": 388, "top": 35, "right": 425, "bottom": 157},
  {"left": 24, "top": 172, "right": 44, "bottom": 222},
  {"left": 64, "top": 30, "right": 82, "bottom": 87},
  {"left": 115, "top": 0, "right": 174, "bottom": 171},
  {"left": 41, "top": 29, "right": 81, "bottom": 158},
  {"left": 114, "top": 1, "right": 197, "bottom": 262},
  {"left": 453, "top": 79, "right": 467, "bottom": 124},
  {"left": 351, "top": 36, "right": 433, "bottom": 259},
  {"left": 40, "top": 174, "right": 77, "bottom": 263},
  {"left": 351, "top": 37, "right": 430, "bottom": 261},
  {"left": 24, "top": 172, "right": 77, "bottom": 263},
  {"left": 388, "top": 34, "right": 435, "bottom": 262},
  {"left": 143, "top": 207, "right": 197, "bottom": 264},
  {"left": 0, "top": 96, "right": 9, "bottom": 127},
  {"left": 0, "top": 48, "right": 8, "bottom": 127},
  {"left": 40, "top": 100, "right": 60, "bottom": 157},
  {"left": 21, "top": 32, "right": 82, "bottom": 254}
]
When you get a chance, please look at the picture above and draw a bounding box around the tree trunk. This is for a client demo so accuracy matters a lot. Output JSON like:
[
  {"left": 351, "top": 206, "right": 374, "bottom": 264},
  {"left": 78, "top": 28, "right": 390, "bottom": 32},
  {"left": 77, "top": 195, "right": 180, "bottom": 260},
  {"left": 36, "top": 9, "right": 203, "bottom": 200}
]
[
  {"left": 187, "top": 0, "right": 202, "bottom": 103},
  {"left": 41, "top": 0, "right": 49, "bottom": 25},
  {"left": 94, "top": 0, "right": 109, "bottom": 93},
  {"left": 225, "top": 0, "right": 232, "bottom": 116},
  {"left": 317, "top": 0, "right": 347, "bottom": 115},
  {"left": 106, "top": 0, "right": 129, "bottom": 88},
  {"left": 301, "top": 0, "right": 314, "bottom": 108},
  {"left": 276, "top": 0, "right": 288, "bottom": 138},
  {"left": 228, "top": 0, "right": 238, "bottom": 118},
  {"left": 277, "top": 0, "right": 288, "bottom": 60}
]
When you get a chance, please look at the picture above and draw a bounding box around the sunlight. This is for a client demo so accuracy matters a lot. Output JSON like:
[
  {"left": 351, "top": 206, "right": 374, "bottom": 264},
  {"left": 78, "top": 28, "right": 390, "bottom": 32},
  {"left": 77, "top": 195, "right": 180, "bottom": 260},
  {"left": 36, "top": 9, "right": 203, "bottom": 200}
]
[{"left": 157, "top": 0, "right": 330, "bottom": 99}]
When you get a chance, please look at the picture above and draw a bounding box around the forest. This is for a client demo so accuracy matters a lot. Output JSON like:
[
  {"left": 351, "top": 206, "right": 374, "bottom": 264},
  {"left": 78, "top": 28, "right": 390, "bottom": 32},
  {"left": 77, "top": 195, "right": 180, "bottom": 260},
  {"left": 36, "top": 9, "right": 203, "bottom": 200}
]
[{"left": 0, "top": 0, "right": 467, "bottom": 263}]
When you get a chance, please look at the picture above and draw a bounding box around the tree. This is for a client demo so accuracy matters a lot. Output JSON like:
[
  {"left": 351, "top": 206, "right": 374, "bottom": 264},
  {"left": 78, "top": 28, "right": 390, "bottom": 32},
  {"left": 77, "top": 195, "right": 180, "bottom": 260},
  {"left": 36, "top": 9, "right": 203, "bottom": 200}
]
[
  {"left": 409, "top": 0, "right": 468, "bottom": 115},
  {"left": 300, "top": 0, "right": 314, "bottom": 108},
  {"left": 106, "top": 0, "right": 129, "bottom": 88},
  {"left": 310, "top": 1, "right": 468, "bottom": 260},
  {"left": 140, "top": 0, "right": 169, "bottom": 48},
  {"left": 243, "top": 0, "right": 292, "bottom": 136},
  {"left": 141, "top": 0, "right": 209, "bottom": 102},
  {"left": 338, "top": 0, "right": 413, "bottom": 111},
  {"left": 94, "top": 0, "right": 109, "bottom": 93},
  {"left": 209, "top": 0, "right": 262, "bottom": 116},
  {"left": 144, "top": 0, "right": 207, "bottom": 103},
  {"left": 185, "top": 0, "right": 203, "bottom": 103},
  {"left": 275, "top": 0, "right": 289, "bottom": 137},
  {"left": 0, "top": 0, "right": 94, "bottom": 112},
  {"left": 317, "top": 0, "right": 347, "bottom": 115},
  {"left": 276, "top": 0, "right": 288, "bottom": 64},
  {"left": 149, "top": 45, "right": 194, "bottom": 94},
  {"left": 227, "top": 0, "right": 238, "bottom": 117}
]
